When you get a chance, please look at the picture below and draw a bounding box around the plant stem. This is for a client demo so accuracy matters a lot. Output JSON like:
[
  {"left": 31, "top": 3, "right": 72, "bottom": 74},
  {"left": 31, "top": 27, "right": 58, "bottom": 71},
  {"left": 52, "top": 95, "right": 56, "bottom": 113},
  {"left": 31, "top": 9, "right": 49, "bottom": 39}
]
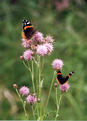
[
  {"left": 55, "top": 88, "right": 58, "bottom": 120},
  {"left": 23, "top": 61, "right": 31, "bottom": 72},
  {"left": 46, "top": 71, "right": 55, "bottom": 109},
  {"left": 23, "top": 101, "right": 28, "bottom": 119},
  {"left": 55, "top": 91, "right": 63, "bottom": 120},
  {"left": 38, "top": 56, "right": 42, "bottom": 118},
  {"left": 38, "top": 56, "right": 41, "bottom": 98},
  {"left": 32, "top": 105, "right": 35, "bottom": 119},
  {"left": 31, "top": 60, "right": 35, "bottom": 93},
  {"left": 15, "top": 89, "right": 28, "bottom": 119}
]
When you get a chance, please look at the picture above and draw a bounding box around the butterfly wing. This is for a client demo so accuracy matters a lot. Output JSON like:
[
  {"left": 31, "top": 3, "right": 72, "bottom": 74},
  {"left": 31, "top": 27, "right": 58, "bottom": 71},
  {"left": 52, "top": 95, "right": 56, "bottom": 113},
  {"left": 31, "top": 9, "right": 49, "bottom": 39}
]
[
  {"left": 24, "top": 27, "right": 36, "bottom": 39},
  {"left": 56, "top": 71, "right": 70, "bottom": 85},
  {"left": 22, "top": 20, "right": 37, "bottom": 39}
]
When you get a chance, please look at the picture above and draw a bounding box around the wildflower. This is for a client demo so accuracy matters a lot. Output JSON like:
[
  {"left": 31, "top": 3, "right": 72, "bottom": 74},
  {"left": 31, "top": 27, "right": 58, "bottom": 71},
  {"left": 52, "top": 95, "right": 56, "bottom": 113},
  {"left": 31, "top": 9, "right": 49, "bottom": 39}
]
[
  {"left": 52, "top": 59, "right": 64, "bottom": 70},
  {"left": 54, "top": 82, "right": 58, "bottom": 87},
  {"left": 21, "top": 38, "right": 32, "bottom": 48},
  {"left": 45, "top": 35, "right": 54, "bottom": 43},
  {"left": 26, "top": 94, "right": 36, "bottom": 105},
  {"left": 59, "top": 82, "right": 70, "bottom": 92},
  {"left": 44, "top": 43, "right": 53, "bottom": 55},
  {"left": 23, "top": 49, "right": 34, "bottom": 60},
  {"left": 13, "top": 84, "right": 18, "bottom": 88},
  {"left": 33, "top": 32, "right": 44, "bottom": 43},
  {"left": 19, "top": 86, "right": 29, "bottom": 96},
  {"left": 36, "top": 45, "right": 47, "bottom": 56}
]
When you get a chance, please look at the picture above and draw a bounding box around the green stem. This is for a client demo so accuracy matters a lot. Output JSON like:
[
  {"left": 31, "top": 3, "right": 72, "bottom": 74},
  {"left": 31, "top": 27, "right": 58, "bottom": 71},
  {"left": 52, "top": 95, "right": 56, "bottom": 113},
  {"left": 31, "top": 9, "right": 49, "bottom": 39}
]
[
  {"left": 31, "top": 60, "right": 35, "bottom": 93},
  {"left": 55, "top": 88, "right": 58, "bottom": 120},
  {"left": 38, "top": 56, "right": 42, "bottom": 117},
  {"left": 38, "top": 56, "right": 43, "bottom": 120},
  {"left": 32, "top": 105, "right": 35, "bottom": 119},
  {"left": 23, "top": 101, "right": 28, "bottom": 119},
  {"left": 33, "top": 56, "right": 39, "bottom": 118},
  {"left": 46, "top": 71, "right": 55, "bottom": 109},
  {"left": 23, "top": 61, "right": 31, "bottom": 72},
  {"left": 38, "top": 56, "right": 41, "bottom": 98},
  {"left": 15, "top": 89, "right": 28, "bottom": 119},
  {"left": 55, "top": 91, "right": 63, "bottom": 120}
]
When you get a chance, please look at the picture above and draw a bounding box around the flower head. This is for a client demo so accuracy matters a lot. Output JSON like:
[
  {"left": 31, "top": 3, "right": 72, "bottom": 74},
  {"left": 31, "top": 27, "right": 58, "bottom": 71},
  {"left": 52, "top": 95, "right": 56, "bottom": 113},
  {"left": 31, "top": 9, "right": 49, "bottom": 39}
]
[
  {"left": 19, "top": 86, "right": 29, "bottom": 96},
  {"left": 21, "top": 38, "right": 32, "bottom": 48},
  {"left": 44, "top": 43, "right": 53, "bottom": 55},
  {"left": 36, "top": 45, "right": 47, "bottom": 56},
  {"left": 59, "top": 82, "right": 70, "bottom": 92},
  {"left": 52, "top": 59, "right": 64, "bottom": 70},
  {"left": 23, "top": 50, "right": 34, "bottom": 60},
  {"left": 26, "top": 94, "right": 36, "bottom": 105},
  {"left": 33, "top": 32, "right": 44, "bottom": 43},
  {"left": 45, "top": 35, "right": 54, "bottom": 43}
]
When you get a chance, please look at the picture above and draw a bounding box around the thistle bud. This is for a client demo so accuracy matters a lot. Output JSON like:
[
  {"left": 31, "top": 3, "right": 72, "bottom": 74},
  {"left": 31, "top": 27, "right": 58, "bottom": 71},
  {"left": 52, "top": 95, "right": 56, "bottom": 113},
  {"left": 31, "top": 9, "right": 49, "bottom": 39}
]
[
  {"left": 54, "top": 83, "right": 58, "bottom": 87},
  {"left": 20, "top": 56, "right": 23, "bottom": 60},
  {"left": 37, "top": 98, "right": 40, "bottom": 103},
  {"left": 13, "top": 84, "right": 18, "bottom": 88}
]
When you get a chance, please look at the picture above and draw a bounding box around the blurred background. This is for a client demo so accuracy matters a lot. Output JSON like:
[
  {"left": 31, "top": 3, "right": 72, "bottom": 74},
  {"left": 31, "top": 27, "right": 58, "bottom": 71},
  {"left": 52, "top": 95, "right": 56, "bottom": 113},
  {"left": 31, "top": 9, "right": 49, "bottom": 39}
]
[{"left": 0, "top": 0, "right": 87, "bottom": 120}]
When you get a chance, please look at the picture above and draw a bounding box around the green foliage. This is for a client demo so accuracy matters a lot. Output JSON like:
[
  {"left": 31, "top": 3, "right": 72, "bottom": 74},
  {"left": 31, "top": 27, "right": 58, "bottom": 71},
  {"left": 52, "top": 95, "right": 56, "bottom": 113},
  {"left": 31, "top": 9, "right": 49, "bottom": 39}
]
[{"left": 0, "top": 0, "right": 87, "bottom": 120}]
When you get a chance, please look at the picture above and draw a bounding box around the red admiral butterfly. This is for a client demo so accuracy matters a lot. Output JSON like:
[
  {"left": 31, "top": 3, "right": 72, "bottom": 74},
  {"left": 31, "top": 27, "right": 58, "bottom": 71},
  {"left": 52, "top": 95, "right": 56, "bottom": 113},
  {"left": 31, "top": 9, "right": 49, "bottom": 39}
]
[
  {"left": 22, "top": 20, "right": 37, "bottom": 39},
  {"left": 56, "top": 70, "right": 75, "bottom": 85}
]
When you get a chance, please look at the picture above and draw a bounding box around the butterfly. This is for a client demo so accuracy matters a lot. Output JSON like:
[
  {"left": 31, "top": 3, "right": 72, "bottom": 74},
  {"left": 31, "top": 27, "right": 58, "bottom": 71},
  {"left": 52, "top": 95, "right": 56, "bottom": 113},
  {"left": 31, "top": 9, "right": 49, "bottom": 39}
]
[
  {"left": 56, "top": 70, "right": 75, "bottom": 85},
  {"left": 22, "top": 19, "right": 37, "bottom": 40}
]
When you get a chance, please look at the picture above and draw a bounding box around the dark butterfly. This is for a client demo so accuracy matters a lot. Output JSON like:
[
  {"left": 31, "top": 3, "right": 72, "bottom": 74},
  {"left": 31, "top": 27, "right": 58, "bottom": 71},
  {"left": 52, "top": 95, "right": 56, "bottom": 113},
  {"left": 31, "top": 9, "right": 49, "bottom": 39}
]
[
  {"left": 22, "top": 19, "right": 37, "bottom": 39},
  {"left": 56, "top": 70, "right": 75, "bottom": 85}
]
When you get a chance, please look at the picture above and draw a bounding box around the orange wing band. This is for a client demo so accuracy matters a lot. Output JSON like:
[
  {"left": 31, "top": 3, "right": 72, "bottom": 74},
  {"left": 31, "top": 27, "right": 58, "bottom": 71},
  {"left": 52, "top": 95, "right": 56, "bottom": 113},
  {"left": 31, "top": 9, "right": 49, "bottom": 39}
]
[
  {"left": 57, "top": 73, "right": 62, "bottom": 75},
  {"left": 56, "top": 78, "right": 68, "bottom": 85},
  {"left": 56, "top": 78, "right": 61, "bottom": 84},
  {"left": 68, "top": 75, "right": 71, "bottom": 78},
  {"left": 22, "top": 31, "right": 26, "bottom": 39},
  {"left": 24, "top": 26, "right": 33, "bottom": 30}
]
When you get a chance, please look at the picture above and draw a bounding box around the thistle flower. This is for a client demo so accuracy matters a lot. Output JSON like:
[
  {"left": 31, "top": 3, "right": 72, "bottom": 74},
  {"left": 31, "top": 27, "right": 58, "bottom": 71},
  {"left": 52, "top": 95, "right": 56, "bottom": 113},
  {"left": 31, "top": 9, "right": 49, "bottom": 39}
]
[
  {"left": 59, "top": 82, "right": 70, "bottom": 92},
  {"left": 21, "top": 38, "right": 32, "bottom": 48},
  {"left": 23, "top": 49, "right": 34, "bottom": 60},
  {"left": 44, "top": 43, "right": 53, "bottom": 55},
  {"left": 19, "top": 86, "right": 29, "bottom": 96},
  {"left": 52, "top": 59, "right": 64, "bottom": 70},
  {"left": 33, "top": 32, "right": 44, "bottom": 43},
  {"left": 26, "top": 94, "right": 36, "bottom": 105},
  {"left": 45, "top": 35, "right": 54, "bottom": 43},
  {"left": 36, "top": 45, "right": 48, "bottom": 56}
]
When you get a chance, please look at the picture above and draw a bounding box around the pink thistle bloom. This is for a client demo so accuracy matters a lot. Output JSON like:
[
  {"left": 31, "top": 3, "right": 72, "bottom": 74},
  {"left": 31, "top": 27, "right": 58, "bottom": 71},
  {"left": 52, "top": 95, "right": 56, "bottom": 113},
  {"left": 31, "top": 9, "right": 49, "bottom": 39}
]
[
  {"left": 44, "top": 43, "right": 53, "bottom": 55},
  {"left": 59, "top": 82, "right": 70, "bottom": 92},
  {"left": 33, "top": 32, "right": 44, "bottom": 43},
  {"left": 36, "top": 45, "right": 48, "bottom": 56},
  {"left": 45, "top": 35, "right": 54, "bottom": 43},
  {"left": 52, "top": 59, "right": 64, "bottom": 70},
  {"left": 23, "top": 50, "right": 34, "bottom": 60},
  {"left": 19, "top": 86, "right": 29, "bottom": 96},
  {"left": 21, "top": 38, "right": 32, "bottom": 48},
  {"left": 26, "top": 94, "right": 37, "bottom": 105}
]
